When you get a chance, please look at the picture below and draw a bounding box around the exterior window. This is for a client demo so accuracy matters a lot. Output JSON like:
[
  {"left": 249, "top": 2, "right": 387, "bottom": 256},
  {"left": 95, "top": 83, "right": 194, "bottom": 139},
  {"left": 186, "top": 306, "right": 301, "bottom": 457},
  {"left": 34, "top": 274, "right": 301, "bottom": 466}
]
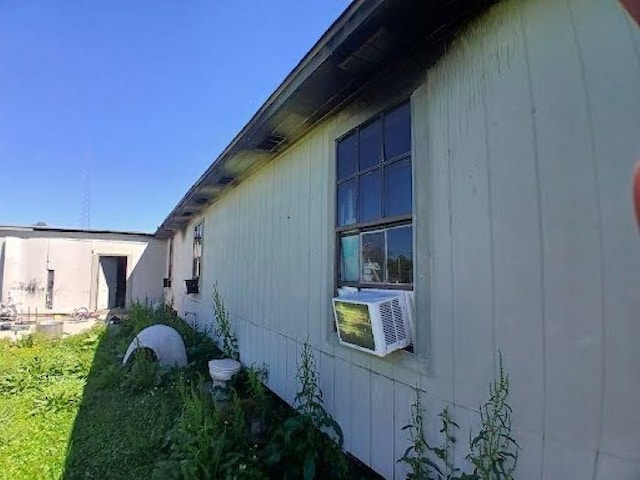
[
  {"left": 168, "top": 238, "right": 174, "bottom": 279},
  {"left": 336, "top": 102, "right": 412, "bottom": 289},
  {"left": 45, "top": 269, "right": 54, "bottom": 309},
  {"left": 192, "top": 221, "right": 203, "bottom": 282}
]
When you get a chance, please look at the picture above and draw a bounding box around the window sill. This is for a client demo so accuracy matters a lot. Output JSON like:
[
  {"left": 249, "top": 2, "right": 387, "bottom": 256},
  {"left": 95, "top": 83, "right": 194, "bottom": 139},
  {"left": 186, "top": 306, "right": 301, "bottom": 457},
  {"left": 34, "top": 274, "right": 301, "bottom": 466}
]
[{"left": 325, "top": 332, "right": 430, "bottom": 378}]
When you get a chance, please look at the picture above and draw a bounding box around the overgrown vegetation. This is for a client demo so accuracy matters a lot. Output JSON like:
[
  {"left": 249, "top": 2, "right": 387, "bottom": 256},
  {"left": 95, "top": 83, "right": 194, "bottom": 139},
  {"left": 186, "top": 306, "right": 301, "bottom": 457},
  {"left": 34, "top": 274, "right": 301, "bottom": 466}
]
[
  {"left": 398, "top": 388, "right": 431, "bottom": 479},
  {"left": 212, "top": 283, "right": 239, "bottom": 360},
  {"left": 264, "top": 340, "right": 347, "bottom": 479},
  {"left": 399, "top": 354, "right": 519, "bottom": 480},
  {"left": 0, "top": 302, "right": 377, "bottom": 480},
  {"left": 467, "top": 354, "right": 519, "bottom": 480}
]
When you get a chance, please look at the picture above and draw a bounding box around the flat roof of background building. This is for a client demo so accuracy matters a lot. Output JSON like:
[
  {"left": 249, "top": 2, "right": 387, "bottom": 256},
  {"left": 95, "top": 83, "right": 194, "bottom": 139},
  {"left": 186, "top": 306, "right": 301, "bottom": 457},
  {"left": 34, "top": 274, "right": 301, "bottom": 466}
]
[{"left": 0, "top": 225, "right": 156, "bottom": 238}]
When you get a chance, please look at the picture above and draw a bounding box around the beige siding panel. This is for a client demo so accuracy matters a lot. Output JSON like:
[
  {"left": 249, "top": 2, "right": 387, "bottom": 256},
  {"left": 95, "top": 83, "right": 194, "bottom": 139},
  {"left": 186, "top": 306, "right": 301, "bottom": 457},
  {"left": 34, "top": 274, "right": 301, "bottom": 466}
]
[
  {"left": 524, "top": 0, "right": 603, "bottom": 452},
  {"left": 319, "top": 351, "right": 335, "bottom": 418},
  {"left": 446, "top": 18, "right": 495, "bottom": 409},
  {"left": 284, "top": 336, "right": 298, "bottom": 405},
  {"left": 307, "top": 126, "right": 325, "bottom": 349},
  {"left": 263, "top": 329, "right": 278, "bottom": 394},
  {"left": 321, "top": 122, "right": 334, "bottom": 352},
  {"left": 370, "top": 373, "right": 395, "bottom": 479},
  {"left": 274, "top": 332, "right": 288, "bottom": 400},
  {"left": 569, "top": 0, "right": 640, "bottom": 462},
  {"left": 273, "top": 154, "right": 286, "bottom": 331},
  {"left": 415, "top": 65, "right": 455, "bottom": 401},
  {"left": 542, "top": 438, "right": 596, "bottom": 480},
  {"left": 393, "top": 381, "right": 413, "bottom": 479},
  {"left": 349, "top": 364, "right": 371, "bottom": 465},
  {"left": 481, "top": 0, "right": 544, "bottom": 435},
  {"left": 595, "top": 454, "right": 640, "bottom": 480},
  {"left": 512, "top": 426, "right": 544, "bottom": 480},
  {"left": 333, "top": 356, "right": 352, "bottom": 452},
  {"left": 239, "top": 321, "right": 253, "bottom": 366}
]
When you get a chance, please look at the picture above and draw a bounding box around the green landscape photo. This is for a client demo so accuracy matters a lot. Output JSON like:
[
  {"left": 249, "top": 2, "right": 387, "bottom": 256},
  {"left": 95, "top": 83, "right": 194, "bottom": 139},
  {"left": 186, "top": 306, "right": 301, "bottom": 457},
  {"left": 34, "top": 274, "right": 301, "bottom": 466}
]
[{"left": 334, "top": 301, "right": 375, "bottom": 351}]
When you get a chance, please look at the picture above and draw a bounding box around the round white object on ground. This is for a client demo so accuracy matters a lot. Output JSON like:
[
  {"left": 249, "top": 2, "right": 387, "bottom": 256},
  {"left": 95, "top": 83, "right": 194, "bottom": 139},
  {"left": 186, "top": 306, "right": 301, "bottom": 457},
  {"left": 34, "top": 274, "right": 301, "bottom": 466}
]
[
  {"left": 122, "top": 324, "right": 188, "bottom": 367},
  {"left": 208, "top": 358, "right": 241, "bottom": 382}
]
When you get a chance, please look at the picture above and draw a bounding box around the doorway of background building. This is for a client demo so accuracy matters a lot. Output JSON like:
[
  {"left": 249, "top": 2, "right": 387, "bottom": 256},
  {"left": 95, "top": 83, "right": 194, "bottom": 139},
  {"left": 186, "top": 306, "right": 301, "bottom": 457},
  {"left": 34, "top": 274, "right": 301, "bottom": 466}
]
[{"left": 97, "top": 256, "right": 127, "bottom": 309}]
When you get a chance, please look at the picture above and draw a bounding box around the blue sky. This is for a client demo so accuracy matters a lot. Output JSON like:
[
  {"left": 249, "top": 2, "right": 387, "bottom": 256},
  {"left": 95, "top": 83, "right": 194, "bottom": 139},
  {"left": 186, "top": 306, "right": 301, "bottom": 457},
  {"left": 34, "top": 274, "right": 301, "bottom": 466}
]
[{"left": 0, "top": 1, "right": 350, "bottom": 232}]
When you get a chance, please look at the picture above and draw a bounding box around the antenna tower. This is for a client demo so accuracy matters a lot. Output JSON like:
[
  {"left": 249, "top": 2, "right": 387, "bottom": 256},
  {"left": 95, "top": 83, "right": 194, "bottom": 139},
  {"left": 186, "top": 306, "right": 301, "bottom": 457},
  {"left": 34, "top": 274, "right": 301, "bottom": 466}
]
[{"left": 80, "top": 167, "right": 91, "bottom": 229}]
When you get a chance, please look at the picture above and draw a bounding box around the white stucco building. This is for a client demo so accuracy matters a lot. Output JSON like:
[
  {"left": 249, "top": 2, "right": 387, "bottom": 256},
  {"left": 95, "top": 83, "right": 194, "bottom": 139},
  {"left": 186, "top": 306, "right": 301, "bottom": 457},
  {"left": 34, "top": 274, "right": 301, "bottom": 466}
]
[{"left": 0, "top": 225, "right": 166, "bottom": 314}]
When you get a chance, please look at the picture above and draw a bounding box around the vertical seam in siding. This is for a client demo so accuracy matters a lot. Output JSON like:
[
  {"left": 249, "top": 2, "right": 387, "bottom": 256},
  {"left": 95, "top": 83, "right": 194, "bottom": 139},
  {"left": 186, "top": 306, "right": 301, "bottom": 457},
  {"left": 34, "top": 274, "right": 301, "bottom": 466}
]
[
  {"left": 520, "top": 6, "right": 546, "bottom": 479},
  {"left": 306, "top": 141, "right": 312, "bottom": 340},
  {"left": 392, "top": 379, "right": 397, "bottom": 480},
  {"left": 446, "top": 91, "right": 457, "bottom": 407},
  {"left": 565, "top": 3, "right": 606, "bottom": 476},
  {"left": 480, "top": 37, "right": 498, "bottom": 374}
]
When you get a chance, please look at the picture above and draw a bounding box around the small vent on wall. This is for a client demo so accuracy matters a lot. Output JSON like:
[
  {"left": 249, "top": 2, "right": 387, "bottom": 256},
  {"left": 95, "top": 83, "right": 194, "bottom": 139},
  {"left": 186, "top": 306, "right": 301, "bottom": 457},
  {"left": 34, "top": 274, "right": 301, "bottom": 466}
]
[
  {"left": 216, "top": 176, "right": 235, "bottom": 186},
  {"left": 255, "top": 134, "right": 287, "bottom": 152},
  {"left": 338, "top": 29, "right": 393, "bottom": 76}
]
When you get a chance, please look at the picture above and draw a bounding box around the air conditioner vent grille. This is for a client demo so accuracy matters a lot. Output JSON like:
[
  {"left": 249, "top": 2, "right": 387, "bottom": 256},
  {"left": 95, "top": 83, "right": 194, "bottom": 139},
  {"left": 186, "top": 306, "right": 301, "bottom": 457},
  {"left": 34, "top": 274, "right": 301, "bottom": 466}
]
[
  {"left": 392, "top": 298, "right": 406, "bottom": 340},
  {"left": 379, "top": 301, "right": 397, "bottom": 345}
]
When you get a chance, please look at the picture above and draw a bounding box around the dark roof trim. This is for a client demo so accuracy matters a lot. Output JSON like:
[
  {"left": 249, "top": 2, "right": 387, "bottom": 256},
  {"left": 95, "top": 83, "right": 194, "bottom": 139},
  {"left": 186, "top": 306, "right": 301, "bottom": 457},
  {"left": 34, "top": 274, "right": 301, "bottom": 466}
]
[
  {"left": 156, "top": 0, "right": 497, "bottom": 238},
  {"left": 156, "top": 0, "right": 383, "bottom": 238},
  {"left": 0, "top": 225, "right": 156, "bottom": 238}
]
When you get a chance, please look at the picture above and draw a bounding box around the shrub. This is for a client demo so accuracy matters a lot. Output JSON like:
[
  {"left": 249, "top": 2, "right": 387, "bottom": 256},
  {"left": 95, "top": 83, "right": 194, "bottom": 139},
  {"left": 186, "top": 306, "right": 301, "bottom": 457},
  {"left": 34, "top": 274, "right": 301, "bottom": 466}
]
[
  {"left": 467, "top": 353, "right": 519, "bottom": 479},
  {"left": 265, "top": 340, "right": 347, "bottom": 479},
  {"left": 153, "top": 378, "right": 265, "bottom": 480},
  {"left": 212, "top": 284, "right": 238, "bottom": 360},
  {"left": 398, "top": 353, "right": 519, "bottom": 480}
]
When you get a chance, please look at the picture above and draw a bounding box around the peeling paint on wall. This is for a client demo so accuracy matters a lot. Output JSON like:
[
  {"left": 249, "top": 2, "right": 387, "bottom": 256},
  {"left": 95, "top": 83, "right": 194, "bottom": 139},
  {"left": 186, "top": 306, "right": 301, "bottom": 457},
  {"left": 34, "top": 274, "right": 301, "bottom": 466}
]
[{"left": 18, "top": 279, "right": 41, "bottom": 295}]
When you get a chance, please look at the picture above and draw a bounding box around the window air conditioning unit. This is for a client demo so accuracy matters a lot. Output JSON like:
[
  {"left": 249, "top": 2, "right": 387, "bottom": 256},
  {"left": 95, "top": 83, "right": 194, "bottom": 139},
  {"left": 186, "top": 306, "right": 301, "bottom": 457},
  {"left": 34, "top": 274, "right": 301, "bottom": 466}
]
[
  {"left": 185, "top": 278, "right": 199, "bottom": 294},
  {"left": 332, "top": 290, "right": 412, "bottom": 357}
]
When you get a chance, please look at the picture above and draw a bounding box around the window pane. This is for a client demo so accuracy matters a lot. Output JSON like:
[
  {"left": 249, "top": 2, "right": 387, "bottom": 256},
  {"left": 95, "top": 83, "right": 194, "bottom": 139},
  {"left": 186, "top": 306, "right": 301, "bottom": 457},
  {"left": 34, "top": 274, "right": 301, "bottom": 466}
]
[
  {"left": 337, "top": 133, "right": 358, "bottom": 181},
  {"left": 387, "top": 225, "right": 413, "bottom": 284},
  {"left": 340, "top": 235, "right": 359, "bottom": 282},
  {"left": 359, "top": 168, "right": 381, "bottom": 223},
  {"left": 337, "top": 180, "right": 357, "bottom": 226},
  {"left": 361, "top": 231, "right": 385, "bottom": 283},
  {"left": 384, "top": 158, "right": 412, "bottom": 217},
  {"left": 359, "top": 119, "right": 382, "bottom": 171},
  {"left": 384, "top": 102, "right": 411, "bottom": 159}
]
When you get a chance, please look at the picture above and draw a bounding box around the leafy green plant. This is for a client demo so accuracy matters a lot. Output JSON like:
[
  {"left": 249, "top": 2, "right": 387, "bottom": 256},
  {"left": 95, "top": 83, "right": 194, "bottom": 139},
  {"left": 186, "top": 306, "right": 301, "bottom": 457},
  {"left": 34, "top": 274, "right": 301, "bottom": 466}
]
[
  {"left": 153, "top": 378, "right": 266, "bottom": 480},
  {"left": 242, "top": 363, "right": 271, "bottom": 434},
  {"left": 265, "top": 339, "right": 347, "bottom": 480},
  {"left": 467, "top": 353, "right": 519, "bottom": 480},
  {"left": 398, "top": 387, "right": 435, "bottom": 479},
  {"left": 212, "top": 284, "right": 238, "bottom": 360},
  {"left": 30, "top": 377, "right": 84, "bottom": 415},
  {"left": 122, "top": 348, "right": 162, "bottom": 392},
  {"left": 398, "top": 353, "right": 519, "bottom": 480},
  {"left": 431, "top": 406, "right": 468, "bottom": 480},
  {"left": 92, "top": 363, "right": 125, "bottom": 391}
]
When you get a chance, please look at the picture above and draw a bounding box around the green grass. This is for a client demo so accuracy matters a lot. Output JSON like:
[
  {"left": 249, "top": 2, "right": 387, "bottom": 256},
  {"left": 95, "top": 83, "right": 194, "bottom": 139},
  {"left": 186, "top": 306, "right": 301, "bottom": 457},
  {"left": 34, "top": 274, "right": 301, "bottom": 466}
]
[
  {"left": 0, "top": 305, "right": 214, "bottom": 480},
  {"left": 0, "top": 304, "right": 380, "bottom": 480},
  {"left": 0, "top": 332, "right": 95, "bottom": 480}
]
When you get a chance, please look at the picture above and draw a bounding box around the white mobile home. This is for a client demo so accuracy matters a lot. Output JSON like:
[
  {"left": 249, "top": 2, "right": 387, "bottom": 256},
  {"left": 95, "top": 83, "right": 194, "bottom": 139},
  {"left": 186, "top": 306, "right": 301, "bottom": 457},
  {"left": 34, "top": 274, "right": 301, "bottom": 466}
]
[
  {"left": 0, "top": 225, "right": 166, "bottom": 313},
  {"left": 158, "top": 0, "right": 640, "bottom": 478}
]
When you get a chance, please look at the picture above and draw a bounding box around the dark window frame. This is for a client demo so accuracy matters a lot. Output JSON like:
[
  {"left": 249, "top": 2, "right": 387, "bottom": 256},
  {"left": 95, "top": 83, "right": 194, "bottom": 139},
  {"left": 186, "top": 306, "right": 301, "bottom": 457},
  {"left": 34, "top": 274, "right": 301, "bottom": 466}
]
[
  {"left": 192, "top": 221, "right": 203, "bottom": 285},
  {"left": 167, "top": 238, "right": 174, "bottom": 280},
  {"left": 335, "top": 101, "right": 413, "bottom": 291}
]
